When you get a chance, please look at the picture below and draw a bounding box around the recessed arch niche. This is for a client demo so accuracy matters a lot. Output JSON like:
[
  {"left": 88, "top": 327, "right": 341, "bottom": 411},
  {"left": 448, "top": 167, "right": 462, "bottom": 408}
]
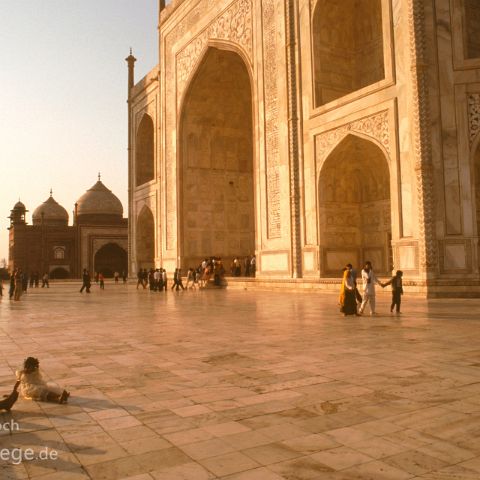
[{"left": 318, "top": 134, "right": 392, "bottom": 276}]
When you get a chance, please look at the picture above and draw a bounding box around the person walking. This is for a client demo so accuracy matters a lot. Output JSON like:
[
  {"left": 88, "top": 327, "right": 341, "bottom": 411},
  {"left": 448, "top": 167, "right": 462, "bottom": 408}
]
[
  {"left": 346, "top": 263, "right": 362, "bottom": 304},
  {"left": 148, "top": 269, "right": 155, "bottom": 291},
  {"left": 9, "top": 271, "right": 15, "bottom": 300},
  {"left": 154, "top": 269, "right": 161, "bottom": 291},
  {"left": 250, "top": 255, "right": 256, "bottom": 277},
  {"left": 171, "top": 268, "right": 185, "bottom": 291},
  {"left": 358, "top": 261, "right": 382, "bottom": 315},
  {"left": 122, "top": 270, "right": 127, "bottom": 284},
  {"left": 161, "top": 269, "right": 167, "bottom": 291},
  {"left": 339, "top": 268, "right": 357, "bottom": 316},
  {"left": 41, "top": 273, "right": 49, "bottom": 288},
  {"left": 14, "top": 269, "right": 23, "bottom": 301},
  {"left": 98, "top": 273, "right": 105, "bottom": 290},
  {"left": 185, "top": 268, "right": 195, "bottom": 289},
  {"left": 22, "top": 273, "right": 29, "bottom": 293},
  {"left": 114, "top": 271, "right": 119, "bottom": 284},
  {"left": 136, "top": 270, "right": 145, "bottom": 289},
  {"left": 80, "top": 269, "right": 91, "bottom": 293},
  {"left": 382, "top": 270, "right": 404, "bottom": 314},
  {"left": 244, "top": 256, "right": 251, "bottom": 277}
]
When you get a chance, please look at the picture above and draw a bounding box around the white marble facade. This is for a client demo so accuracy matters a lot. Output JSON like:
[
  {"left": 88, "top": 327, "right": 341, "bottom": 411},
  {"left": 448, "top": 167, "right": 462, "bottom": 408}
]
[{"left": 127, "top": 0, "right": 480, "bottom": 296}]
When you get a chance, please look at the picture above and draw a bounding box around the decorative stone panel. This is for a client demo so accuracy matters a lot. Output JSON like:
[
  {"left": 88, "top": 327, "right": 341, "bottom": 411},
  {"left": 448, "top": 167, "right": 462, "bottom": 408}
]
[
  {"left": 408, "top": 0, "right": 437, "bottom": 271},
  {"left": 262, "top": 0, "right": 281, "bottom": 239},
  {"left": 315, "top": 110, "right": 391, "bottom": 165},
  {"left": 468, "top": 93, "right": 480, "bottom": 147},
  {"left": 176, "top": 0, "right": 253, "bottom": 105}
]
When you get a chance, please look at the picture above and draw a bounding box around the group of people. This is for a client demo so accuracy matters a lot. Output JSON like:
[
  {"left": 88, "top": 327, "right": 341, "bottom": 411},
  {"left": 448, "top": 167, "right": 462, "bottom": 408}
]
[
  {"left": 0, "top": 269, "right": 50, "bottom": 302},
  {"left": 230, "top": 255, "right": 256, "bottom": 277},
  {"left": 136, "top": 268, "right": 169, "bottom": 291},
  {"left": 339, "top": 261, "right": 404, "bottom": 316},
  {"left": 136, "top": 259, "right": 228, "bottom": 292}
]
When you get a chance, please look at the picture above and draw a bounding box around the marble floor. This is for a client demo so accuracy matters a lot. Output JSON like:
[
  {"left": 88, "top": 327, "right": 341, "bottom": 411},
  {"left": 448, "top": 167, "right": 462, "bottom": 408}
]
[{"left": 0, "top": 284, "right": 479, "bottom": 480}]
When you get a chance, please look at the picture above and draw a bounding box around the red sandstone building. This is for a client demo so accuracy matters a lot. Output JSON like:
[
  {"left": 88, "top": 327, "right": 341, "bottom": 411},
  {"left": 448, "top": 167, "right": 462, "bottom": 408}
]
[{"left": 8, "top": 178, "right": 128, "bottom": 278}]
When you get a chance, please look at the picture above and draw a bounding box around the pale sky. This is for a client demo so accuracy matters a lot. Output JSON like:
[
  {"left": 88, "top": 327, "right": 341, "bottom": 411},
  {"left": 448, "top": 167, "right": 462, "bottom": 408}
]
[{"left": 0, "top": 1, "right": 158, "bottom": 261}]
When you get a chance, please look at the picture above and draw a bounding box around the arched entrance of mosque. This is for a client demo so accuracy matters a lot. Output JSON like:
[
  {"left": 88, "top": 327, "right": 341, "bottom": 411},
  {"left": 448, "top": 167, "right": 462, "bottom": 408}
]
[
  {"left": 50, "top": 267, "right": 69, "bottom": 279},
  {"left": 94, "top": 243, "right": 127, "bottom": 277},
  {"left": 179, "top": 46, "right": 255, "bottom": 270},
  {"left": 318, "top": 134, "right": 392, "bottom": 276},
  {"left": 312, "top": 0, "right": 385, "bottom": 107},
  {"left": 136, "top": 206, "right": 155, "bottom": 270}
]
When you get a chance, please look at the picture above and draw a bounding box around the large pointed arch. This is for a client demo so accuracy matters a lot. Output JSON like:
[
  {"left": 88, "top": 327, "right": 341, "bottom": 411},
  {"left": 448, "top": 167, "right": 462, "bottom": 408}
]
[
  {"left": 318, "top": 134, "right": 392, "bottom": 276},
  {"left": 136, "top": 206, "right": 155, "bottom": 269},
  {"left": 178, "top": 46, "right": 255, "bottom": 270},
  {"left": 135, "top": 114, "right": 155, "bottom": 186},
  {"left": 94, "top": 243, "right": 127, "bottom": 277}
]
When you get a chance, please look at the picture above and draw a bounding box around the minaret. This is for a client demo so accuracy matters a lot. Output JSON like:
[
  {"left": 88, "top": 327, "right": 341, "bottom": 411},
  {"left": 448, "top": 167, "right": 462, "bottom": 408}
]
[
  {"left": 126, "top": 49, "right": 136, "bottom": 277},
  {"left": 125, "top": 48, "right": 137, "bottom": 95}
]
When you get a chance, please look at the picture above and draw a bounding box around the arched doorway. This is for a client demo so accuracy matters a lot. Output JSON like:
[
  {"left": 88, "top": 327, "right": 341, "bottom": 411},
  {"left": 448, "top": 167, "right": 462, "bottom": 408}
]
[
  {"left": 94, "top": 243, "right": 127, "bottom": 277},
  {"left": 50, "top": 267, "right": 69, "bottom": 279},
  {"left": 135, "top": 114, "right": 155, "bottom": 186},
  {"left": 312, "top": 0, "right": 384, "bottom": 107},
  {"left": 179, "top": 47, "right": 255, "bottom": 269},
  {"left": 318, "top": 134, "right": 392, "bottom": 276},
  {"left": 136, "top": 206, "right": 154, "bottom": 270}
]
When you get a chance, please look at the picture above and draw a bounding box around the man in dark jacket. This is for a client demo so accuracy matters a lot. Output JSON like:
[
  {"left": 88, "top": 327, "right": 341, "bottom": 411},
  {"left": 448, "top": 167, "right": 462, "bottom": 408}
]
[
  {"left": 80, "top": 269, "right": 91, "bottom": 294},
  {"left": 382, "top": 270, "right": 404, "bottom": 314}
]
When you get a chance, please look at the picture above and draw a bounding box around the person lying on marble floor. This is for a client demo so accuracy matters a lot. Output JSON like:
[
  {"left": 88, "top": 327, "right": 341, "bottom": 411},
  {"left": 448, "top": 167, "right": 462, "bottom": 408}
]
[{"left": 16, "top": 356, "right": 70, "bottom": 404}]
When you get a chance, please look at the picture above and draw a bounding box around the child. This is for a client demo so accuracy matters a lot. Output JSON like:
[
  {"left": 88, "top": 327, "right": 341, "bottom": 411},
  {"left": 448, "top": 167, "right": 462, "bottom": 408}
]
[
  {"left": 16, "top": 357, "right": 70, "bottom": 404},
  {"left": 99, "top": 272, "right": 105, "bottom": 290},
  {"left": 382, "top": 270, "right": 404, "bottom": 314}
]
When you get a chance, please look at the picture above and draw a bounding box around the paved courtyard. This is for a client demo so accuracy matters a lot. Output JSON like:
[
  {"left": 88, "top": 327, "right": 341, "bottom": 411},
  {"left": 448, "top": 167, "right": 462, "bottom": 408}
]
[{"left": 0, "top": 284, "right": 480, "bottom": 480}]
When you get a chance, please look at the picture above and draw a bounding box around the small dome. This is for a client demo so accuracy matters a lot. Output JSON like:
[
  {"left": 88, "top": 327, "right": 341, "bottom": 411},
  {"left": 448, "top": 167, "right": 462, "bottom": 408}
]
[
  {"left": 32, "top": 194, "right": 69, "bottom": 226},
  {"left": 13, "top": 200, "right": 26, "bottom": 211},
  {"left": 76, "top": 179, "right": 123, "bottom": 218}
]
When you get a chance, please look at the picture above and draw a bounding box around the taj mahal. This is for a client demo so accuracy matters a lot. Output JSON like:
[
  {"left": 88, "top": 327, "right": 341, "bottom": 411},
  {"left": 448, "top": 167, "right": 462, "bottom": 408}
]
[{"left": 127, "top": 0, "right": 480, "bottom": 297}]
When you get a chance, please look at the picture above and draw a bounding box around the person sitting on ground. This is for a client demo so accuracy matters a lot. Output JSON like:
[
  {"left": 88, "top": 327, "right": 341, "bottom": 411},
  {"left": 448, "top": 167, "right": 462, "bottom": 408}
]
[{"left": 16, "top": 357, "right": 70, "bottom": 404}]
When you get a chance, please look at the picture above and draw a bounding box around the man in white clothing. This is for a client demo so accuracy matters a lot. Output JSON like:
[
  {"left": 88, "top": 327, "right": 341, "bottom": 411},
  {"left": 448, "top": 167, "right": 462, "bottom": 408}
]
[{"left": 359, "top": 261, "right": 383, "bottom": 315}]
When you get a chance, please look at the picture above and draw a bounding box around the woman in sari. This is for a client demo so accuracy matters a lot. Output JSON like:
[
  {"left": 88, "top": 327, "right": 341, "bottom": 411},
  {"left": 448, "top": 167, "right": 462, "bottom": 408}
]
[{"left": 339, "top": 268, "right": 357, "bottom": 316}]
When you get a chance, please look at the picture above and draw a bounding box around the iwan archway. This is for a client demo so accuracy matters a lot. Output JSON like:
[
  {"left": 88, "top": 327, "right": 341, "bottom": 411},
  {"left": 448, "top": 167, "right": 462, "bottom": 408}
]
[
  {"left": 94, "top": 243, "right": 127, "bottom": 277},
  {"left": 318, "top": 134, "right": 392, "bottom": 276},
  {"left": 136, "top": 206, "right": 155, "bottom": 269},
  {"left": 179, "top": 46, "right": 255, "bottom": 270}
]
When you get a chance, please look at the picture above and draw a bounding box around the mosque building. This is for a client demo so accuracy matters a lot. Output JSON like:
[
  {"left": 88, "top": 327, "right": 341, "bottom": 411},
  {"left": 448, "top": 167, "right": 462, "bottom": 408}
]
[{"left": 8, "top": 176, "right": 128, "bottom": 278}]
